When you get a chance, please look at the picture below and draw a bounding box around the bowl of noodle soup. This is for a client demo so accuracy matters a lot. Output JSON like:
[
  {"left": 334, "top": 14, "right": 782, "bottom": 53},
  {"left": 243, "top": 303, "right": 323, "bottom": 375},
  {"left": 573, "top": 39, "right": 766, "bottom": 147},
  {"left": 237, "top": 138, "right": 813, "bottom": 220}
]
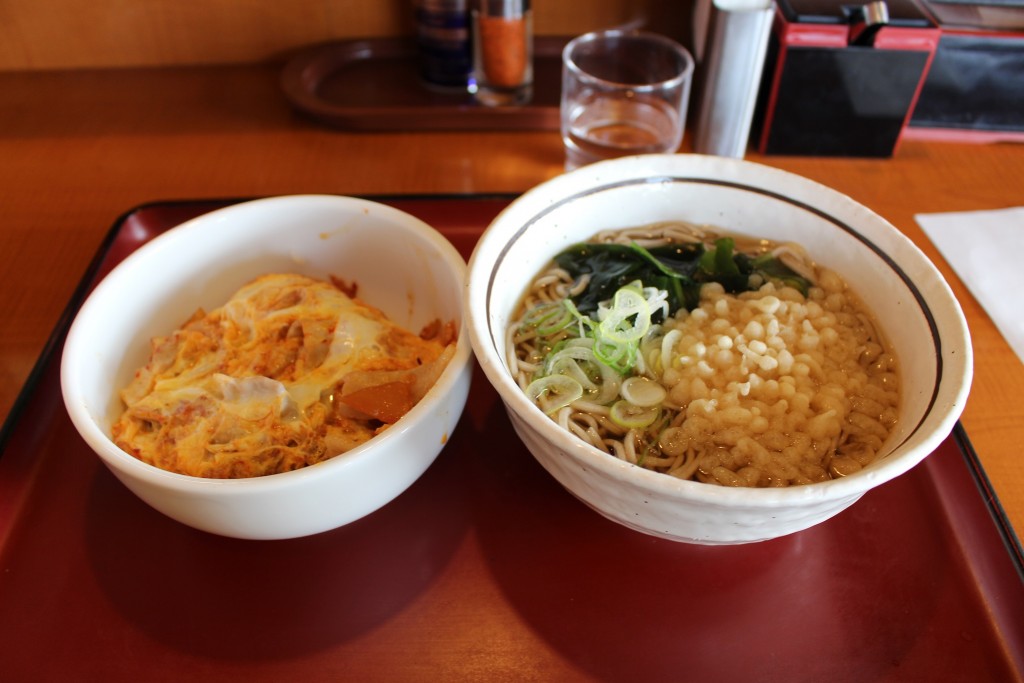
[{"left": 465, "top": 154, "right": 972, "bottom": 545}]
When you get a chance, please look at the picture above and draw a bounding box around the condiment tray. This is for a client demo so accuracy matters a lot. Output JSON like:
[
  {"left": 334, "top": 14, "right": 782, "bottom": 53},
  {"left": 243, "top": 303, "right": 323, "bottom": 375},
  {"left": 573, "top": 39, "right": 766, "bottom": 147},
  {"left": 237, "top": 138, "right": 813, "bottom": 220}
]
[{"left": 280, "top": 37, "right": 567, "bottom": 131}]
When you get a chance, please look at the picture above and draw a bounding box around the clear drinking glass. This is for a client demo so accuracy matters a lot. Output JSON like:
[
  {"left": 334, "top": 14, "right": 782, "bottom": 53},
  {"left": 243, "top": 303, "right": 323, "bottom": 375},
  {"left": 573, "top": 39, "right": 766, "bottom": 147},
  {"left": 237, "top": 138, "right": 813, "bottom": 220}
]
[{"left": 561, "top": 30, "right": 694, "bottom": 171}]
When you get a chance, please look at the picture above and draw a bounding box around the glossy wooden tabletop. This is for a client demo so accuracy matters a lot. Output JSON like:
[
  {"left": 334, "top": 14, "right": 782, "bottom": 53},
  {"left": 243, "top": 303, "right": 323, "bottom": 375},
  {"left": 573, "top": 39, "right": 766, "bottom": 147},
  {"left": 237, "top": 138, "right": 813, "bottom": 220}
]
[{"left": 1, "top": 64, "right": 1022, "bottom": 540}]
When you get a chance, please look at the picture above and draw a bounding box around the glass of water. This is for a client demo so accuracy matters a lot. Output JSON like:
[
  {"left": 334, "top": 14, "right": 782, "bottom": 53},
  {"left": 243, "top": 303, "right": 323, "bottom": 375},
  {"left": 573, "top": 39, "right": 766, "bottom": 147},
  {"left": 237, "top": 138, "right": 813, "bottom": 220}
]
[{"left": 561, "top": 30, "right": 694, "bottom": 171}]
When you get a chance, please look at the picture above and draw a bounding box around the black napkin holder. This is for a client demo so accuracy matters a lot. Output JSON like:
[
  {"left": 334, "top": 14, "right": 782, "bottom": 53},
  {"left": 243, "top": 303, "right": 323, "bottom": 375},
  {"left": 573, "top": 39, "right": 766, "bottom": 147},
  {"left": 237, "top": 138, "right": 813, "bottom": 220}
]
[
  {"left": 753, "top": 0, "right": 939, "bottom": 156},
  {"left": 906, "top": 0, "right": 1024, "bottom": 142}
]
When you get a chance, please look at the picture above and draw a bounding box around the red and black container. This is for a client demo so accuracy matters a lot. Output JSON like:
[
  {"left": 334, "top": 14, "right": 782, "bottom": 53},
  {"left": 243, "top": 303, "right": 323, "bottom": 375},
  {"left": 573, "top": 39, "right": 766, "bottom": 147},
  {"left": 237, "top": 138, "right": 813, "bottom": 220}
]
[
  {"left": 753, "top": 0, "right": 940, "bottom": 156},
  {"left": 906, "top": 0, "right": 1024, "bottom": 143}
]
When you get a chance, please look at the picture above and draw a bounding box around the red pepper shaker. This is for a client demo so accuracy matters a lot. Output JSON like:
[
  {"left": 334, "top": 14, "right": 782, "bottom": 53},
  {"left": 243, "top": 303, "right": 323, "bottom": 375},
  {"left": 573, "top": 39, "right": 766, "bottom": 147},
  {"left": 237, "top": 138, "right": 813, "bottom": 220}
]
[{"left": 470, "top": 0, "right": 533, "bottom": 106}]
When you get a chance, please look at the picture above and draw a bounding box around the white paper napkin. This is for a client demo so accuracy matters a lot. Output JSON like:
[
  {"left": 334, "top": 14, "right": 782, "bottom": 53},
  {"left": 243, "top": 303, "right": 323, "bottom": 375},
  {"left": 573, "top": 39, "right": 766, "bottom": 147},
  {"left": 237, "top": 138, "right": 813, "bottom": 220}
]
[{"left": 915, "top": 206, "right": 1024, "bottom": 364}]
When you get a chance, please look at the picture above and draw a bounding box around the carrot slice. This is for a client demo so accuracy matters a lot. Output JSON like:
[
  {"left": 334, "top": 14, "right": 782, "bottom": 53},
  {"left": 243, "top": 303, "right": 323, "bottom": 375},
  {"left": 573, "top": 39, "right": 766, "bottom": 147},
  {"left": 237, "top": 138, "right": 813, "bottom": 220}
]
[{"left": 337, "top": 381, "right": 414, "bottom": 424}]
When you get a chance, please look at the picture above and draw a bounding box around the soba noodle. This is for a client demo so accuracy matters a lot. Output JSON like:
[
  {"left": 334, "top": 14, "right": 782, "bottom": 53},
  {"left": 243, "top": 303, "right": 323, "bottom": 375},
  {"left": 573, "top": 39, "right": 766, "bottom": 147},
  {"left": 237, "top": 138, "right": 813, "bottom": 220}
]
[{"left": 509, "top": 221, "right": 899, "bottom": 488}]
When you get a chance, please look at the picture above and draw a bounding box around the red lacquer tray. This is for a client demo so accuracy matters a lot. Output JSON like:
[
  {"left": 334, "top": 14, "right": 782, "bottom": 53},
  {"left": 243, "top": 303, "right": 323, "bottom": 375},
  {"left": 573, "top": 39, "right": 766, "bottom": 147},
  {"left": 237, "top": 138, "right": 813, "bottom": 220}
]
[{"left": 1, "top": 197, "right": 1022, "bottom": 682}]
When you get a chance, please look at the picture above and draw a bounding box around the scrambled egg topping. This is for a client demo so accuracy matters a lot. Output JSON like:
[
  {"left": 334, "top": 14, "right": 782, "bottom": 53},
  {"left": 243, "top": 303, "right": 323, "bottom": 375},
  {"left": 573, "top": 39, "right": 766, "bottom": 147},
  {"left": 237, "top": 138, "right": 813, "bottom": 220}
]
[{"left": 112, "top": 273, "right": 455, "bottom": 479}]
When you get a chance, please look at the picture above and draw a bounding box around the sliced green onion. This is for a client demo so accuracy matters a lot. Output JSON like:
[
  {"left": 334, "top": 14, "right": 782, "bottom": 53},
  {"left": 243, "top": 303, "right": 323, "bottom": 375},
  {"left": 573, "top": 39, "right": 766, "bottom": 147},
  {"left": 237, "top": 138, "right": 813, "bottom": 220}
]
[
  {"left": 574, "top": 281, "right": 661, "bottom": 375},
  {"left": 544, "top": 343, "right": 621, "bottom": 404},
  {"left": 564, "top": 299, "right": 594, "bottom": 337},
  {"left": 522, "top": 301, "right": 559, "bottom": 326},
  {"left": 620, "top": 376, "right": 667, "bottom": 407},
  {"left": 525, "top": 375, "right": 583, "bottom": 414},
  {"left": 545, "top": 345, "right": 598, "bottom": 376},
  {"left": 593, "top": 336, "right": 629, "bottom": 364},
  {"left": 598, "top": 285, "right": 651, "bottom": 344},
  {"left": 593, "top": 336, "right": 635, "bottom": 375},
  {"left": 547, "top": 353, "right": 600, "bottom": 393},
  {"left": 523, "top": 301, "right": 574, "bottom": 336},
  {"left": 532, "top": 283, "right": 672, "bottom": 389},
  {"left": 562, "top": 337, "right": 593, "bottom": 349},
  {"left": 609, "top": 400, "right": 661, "bottom": 429}
]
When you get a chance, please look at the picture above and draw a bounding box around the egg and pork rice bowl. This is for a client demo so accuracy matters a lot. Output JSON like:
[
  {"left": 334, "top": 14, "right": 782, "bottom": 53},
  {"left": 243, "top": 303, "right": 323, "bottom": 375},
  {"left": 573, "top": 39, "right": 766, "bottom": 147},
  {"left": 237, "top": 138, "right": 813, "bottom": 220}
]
[
  {"left": 508, "top": 220, "right": 899, "bottom": 488},
  {"left": 113, "top": 273, "right": 456, "bottom": 479}
]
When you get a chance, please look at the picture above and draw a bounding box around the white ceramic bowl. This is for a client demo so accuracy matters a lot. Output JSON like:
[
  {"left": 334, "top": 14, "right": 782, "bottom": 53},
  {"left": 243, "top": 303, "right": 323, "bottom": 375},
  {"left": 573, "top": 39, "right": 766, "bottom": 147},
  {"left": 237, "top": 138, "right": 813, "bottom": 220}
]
[
  {"left": 61, "top": 195, "right": 473, "bottom": 540},
  {"left": 466, "top": 154, "right": 972, "bottom": 545}
]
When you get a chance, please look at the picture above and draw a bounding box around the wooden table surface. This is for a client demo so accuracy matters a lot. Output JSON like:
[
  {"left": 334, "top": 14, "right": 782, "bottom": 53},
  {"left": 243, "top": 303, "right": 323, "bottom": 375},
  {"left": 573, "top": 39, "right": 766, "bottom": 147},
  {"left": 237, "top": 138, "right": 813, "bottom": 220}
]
[{"left": 2, "top": 63, "right": 1022, "bottom": 541}]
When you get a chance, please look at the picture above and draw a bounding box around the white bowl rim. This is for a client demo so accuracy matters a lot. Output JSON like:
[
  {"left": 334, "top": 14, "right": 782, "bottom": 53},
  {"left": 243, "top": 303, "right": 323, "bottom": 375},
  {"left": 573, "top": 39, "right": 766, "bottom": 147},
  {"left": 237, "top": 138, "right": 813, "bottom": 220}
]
[
  {"left": 467, "top": 153, "right": 973, "bottom": 508},
  {"left": 61, "top": 193, "right": 473, "bottom": 494}
]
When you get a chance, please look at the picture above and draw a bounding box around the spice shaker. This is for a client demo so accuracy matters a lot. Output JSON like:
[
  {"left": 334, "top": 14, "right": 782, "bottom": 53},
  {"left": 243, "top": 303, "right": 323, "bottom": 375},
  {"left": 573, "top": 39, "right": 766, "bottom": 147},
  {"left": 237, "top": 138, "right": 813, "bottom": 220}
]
[
  {"left": 470, "top": 0, "right": 533, "bottom": 106},
  {"left": 414, "top": 0, "right": 472, "bottom": 91}
]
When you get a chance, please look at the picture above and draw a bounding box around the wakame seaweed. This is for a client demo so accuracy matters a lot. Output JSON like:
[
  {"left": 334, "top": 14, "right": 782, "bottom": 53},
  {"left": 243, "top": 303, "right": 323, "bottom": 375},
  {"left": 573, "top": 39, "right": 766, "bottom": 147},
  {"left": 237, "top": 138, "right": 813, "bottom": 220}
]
[
  {"left": 553, "top": 239, "right": 810, "bottom": 318},
  {"left": 553, "top": 242, "right": 701, "bottom": 318}
]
